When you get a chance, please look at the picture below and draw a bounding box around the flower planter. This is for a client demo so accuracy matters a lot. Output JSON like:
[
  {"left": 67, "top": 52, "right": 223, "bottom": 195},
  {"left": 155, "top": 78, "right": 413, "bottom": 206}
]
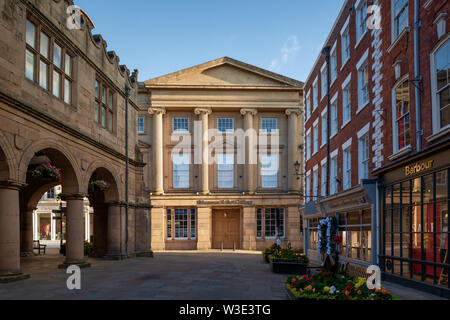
[
  {"left": 270, "top": 261, "right": 308, "bottom": 275},
  {"left": 263, "top": 252, "right": 272, "bottom": 264}
]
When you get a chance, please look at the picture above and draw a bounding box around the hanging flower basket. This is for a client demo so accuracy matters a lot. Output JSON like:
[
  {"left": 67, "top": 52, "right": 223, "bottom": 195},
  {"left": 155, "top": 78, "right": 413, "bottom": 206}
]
[
  {"left": 90, "top": 180, "right": 111, "bottom": 191},
  {"left": 32, "top": 161, "right": 62, "bottom": 182}
]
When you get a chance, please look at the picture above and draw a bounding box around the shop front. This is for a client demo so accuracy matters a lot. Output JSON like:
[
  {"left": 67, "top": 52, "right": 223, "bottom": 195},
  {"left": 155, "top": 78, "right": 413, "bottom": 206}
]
[
  {"left": 376, "top": 142, "right": 450, "bottom": 298},
  {"left": 302, "top": 180, "right": 379, "bottom": 268}
]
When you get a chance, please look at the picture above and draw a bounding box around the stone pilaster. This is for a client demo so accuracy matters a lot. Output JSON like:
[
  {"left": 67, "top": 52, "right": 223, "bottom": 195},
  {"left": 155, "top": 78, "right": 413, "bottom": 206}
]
[
  {"left": 240, "top": 108, "right": 258, "bottom": 194},
  {"left": 286, "top": 109, "right": 302, "bottom": 193},
  {"left": 194, "top": 108, "right": 212, "bottom": 195},
  {"left": 104, "top": 203, "right": 127, "bottom": 260},
  {"left": 286, "top": 206, "right": 302, "bottom": 249},
  {"left": 21, "top": 207, "right": 35, "bottom": 256},
  {"left": 149, "top": 107, "right": 166, "bottom": 195},
  {"left": 196, "top": 206, "right": 212, "bottom": 250},
  {"left": 242, "top": 206, "right": 257, "bottom": 250},
  {"left": 150, "top": 206, "right": 165, "bottom": 251}
]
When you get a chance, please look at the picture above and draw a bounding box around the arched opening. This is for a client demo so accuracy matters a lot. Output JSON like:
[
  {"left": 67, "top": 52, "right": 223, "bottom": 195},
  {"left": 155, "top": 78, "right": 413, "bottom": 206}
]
[{"left": 87, "top": 167, "right": 120, "bottom": 258}]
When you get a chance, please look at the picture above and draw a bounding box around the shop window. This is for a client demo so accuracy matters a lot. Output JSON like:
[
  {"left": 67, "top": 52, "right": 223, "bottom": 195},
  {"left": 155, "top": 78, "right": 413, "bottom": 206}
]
[
  {"left": 257, "top": 208, "right": 285, "bottom": 239},
  {"left": 166, "top": 209, "right": 197, "bottom": 241}
]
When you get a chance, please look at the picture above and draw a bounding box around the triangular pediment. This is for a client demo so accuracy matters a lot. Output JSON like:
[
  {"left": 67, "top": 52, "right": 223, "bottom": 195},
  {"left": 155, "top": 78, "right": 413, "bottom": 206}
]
[{"left": 144, "top": 57, "right": 303, "bottom": 88}]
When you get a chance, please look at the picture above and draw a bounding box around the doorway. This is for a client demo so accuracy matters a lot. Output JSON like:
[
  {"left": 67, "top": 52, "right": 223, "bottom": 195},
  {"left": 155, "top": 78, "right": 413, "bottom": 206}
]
[{"left": 212, "top": 209, "right": 241, "bottom": 249}]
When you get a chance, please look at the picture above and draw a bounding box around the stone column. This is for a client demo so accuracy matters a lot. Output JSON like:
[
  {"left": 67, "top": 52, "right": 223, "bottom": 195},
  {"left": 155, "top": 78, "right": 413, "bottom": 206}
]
[
  {"left": 240, "top": 109, "right": 258, "bottom": 194},
  {"left": 195, "top": 108, "right": 212, "bottom": 195},
  {"left": 286, "top": 109, "right": 302, "bottom": 193},
  {"left": 60, "top": 195, "right": 90, "bottom": 268},
  {"left": 21, "top": 208, "right": 35, "bottom": 256},
  {"left": 0, "top": 181, "right": 29, "bottom": 282},
  {"left": 197, "top": 207, "right": 212, "bottom": 250},
  {"left": 150, "top": 206, "right": 165, "bottom": 251},
  {"left": 149, "top": 107, "right": 166, "bottom": 195},
  {"left": 242, "top": 206, "right": 256, "bottom": 250},
  {"left": 286, "top": 206, "right": 302, "bottom": 249},
  {"left": 105, "top": 203, "right": 125, "bottom": 259}
]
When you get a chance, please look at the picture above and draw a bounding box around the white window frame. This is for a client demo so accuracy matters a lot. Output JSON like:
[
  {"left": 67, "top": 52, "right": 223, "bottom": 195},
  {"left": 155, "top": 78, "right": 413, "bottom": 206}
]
[
  {"left": 430, "top": 35, "right": 450, "bottom": 135},
  {"left": 355, "top": 0, "right": 368, "bottom": 47},
  {"left": 357, "top": 124, "right": 370, "bottom": 183},
  {"left": 306, "top": 129, "right": 312, "bottom": 160},
  {"left": 172, "top": 117, "right": 189, "bottom": 133},
  {"left": 391, "top": 0, "right": 409, "bottom": 42},
  {"left": 313, "top": 77, "right": 319, "bottom": 110},
  {"left": 321, "top": 108, "right": 328, "bottom": 146},
  {"left": 331, "top": 93, "right": 338, "bottom": 138},
  {"left": 217, "top": 118, "right": 234, "bottom": 133},
  {"left": 342, "top": 142, "right": 352, "bottom": 191},
  {"left": 321, "top": 63, "right": 328, "bottom": 100},
  {"left": 356, "top": 49, "right": 370, "bottom": 112},
  {"left": 262, "top": 208, "right": 286, "bottom": 239},
  {"left": 330, "top": 149, "right": 338, "bottom": 195},
  {"left": 341, "top": 73, "right": 352, "bottom": 128},
  {"left": 340, "top": 16, "right": 351, "bottom": 68},
  {"left": 138, "top": 117, "right": 145, "bottom": 134},
  {"left": 330, "top": 42, "right": 338, "bottom": 84},
  {"left": 172, "top": 153, "right": 190, "bottom": 189},
  {"left": 320, "top": 159, "right": 327, "bottom": 197},
  {"left": 313, "top": 120, "right": 319, "bottom": 154},
  {"left": 261, "top": 118, "right": 278, "bottom": 134},
  {"left": 391, "top": 75, "right": 411, "bottom": 153},
  {"left": 174, "top": 209, "right": 189, "bottom": 240},
  {"left": 217, "top": 153, "right": 234, "bottom": 189},
  {"left": 261, "top": 153, "right": 279, "bottom": 189}
]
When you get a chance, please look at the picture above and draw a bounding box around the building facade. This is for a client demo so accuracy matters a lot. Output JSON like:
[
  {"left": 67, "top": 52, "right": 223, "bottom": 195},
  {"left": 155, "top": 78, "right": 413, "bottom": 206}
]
[
  {"left": 0, "top": 0, "right": 151, "bottom": 282},
  {"left": 301, "top": 0, "right": 379, "bottom": 268},
  {"left": 138, "top": 57, "right": 304, "bottom": 251},
  {"left": 373, "top": 0, "right": 449, "bottom": 297}
]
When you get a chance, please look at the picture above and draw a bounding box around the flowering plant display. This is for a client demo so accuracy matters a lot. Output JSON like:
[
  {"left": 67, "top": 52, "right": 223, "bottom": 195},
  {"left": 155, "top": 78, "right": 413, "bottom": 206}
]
[
  {"left": 90, "top": 180, "right": 111, "bottom": 191},
  {"left": 318, "top": 217, "right": 339, "bottom": 255},
  {"left": 32, "top": 161, "right": 62, "bottom": 182},
  {"left": 286, "top": 271, "right": 396, "bottom": 300},
  {"left": 269, "top": 243, "right": 308, "bottom": 264}
]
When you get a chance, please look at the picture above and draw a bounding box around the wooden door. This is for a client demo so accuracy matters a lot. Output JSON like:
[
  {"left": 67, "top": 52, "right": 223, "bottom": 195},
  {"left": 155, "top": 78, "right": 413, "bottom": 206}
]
[{"left": 212, "top": 209, "right": 240, "bottom": 249}]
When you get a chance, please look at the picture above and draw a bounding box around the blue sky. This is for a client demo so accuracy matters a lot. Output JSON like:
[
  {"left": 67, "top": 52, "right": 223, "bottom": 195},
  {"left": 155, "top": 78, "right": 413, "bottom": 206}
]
[{"left": 75, "top": 0, "right": 345, "bottom": 82}]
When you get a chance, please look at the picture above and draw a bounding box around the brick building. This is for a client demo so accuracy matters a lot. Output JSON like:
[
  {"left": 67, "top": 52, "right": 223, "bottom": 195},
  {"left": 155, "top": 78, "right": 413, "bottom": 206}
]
[{"left": 0, "top": 0, "right": 151, "bottom": 283}]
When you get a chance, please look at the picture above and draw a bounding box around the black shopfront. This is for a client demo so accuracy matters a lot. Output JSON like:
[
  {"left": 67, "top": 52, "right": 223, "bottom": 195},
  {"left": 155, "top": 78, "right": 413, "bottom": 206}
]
[{"left": 377, "top": 142, "right": 450, "bottom": 298}]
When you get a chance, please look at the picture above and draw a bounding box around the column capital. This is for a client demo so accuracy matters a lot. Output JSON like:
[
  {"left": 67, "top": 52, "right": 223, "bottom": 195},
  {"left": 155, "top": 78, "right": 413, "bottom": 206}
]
[
  {"left": 0, "top": 180, "right": 25, "bottom": 190},
  {"left": 194, "top": 107, "right": 212, "bottom": 115},
  {"left": 285, "top": 108, "right": 303, "bottom": 117},
  {"left": 148, "top": 107, "right": 166, "bottom": 115},
  {"left": 240, "top": 108, "right": 258, "bottom": 116}
]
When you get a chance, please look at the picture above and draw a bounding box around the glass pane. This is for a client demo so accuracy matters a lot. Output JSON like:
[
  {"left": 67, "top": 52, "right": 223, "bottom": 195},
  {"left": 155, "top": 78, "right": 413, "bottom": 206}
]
[
  {"left": 108, "top": 111, "right": 113, "bottom": 131},
  {"left": 167, "top": 210, "right": 172, "bottom": 239},
  {"left": 94, "top": 102, "right": 99, "bottom": 123},
  {"left": 39, "top": 60, "right": 47, "bottom": 89},
  {"left": 26, "top": 20, "right": 36, "bottom": 48},
  {"left": 65, "top": 54, "right": 72, "bottom": 77},
  {"left": 102, "top": 87, "right": 107, "bottom": 104},
  {"left": 101, "top": 107, "right": 106, "bottom": 127},
  {"left": 439, "top": 87, "right": 450, "bottom": 127},
  {"left": 190, "top": 209, "right": 196, "bottom": 239},
  {"left": 52, "top": 70, "right": 60, "bottom": 98},
  {"left": 53, "top": 43, "right": 62, "bottom": 68},
  {"left": 95, "top": 80, "right": 99, "bottom": 99},
  {"left": 64, "top": 78, "right": 71, "bottom": 105},
  {"left": 25, "top": 49, "right": 35, "bottom": 81},
  {"left": 108, "top": 92, "right": 113, "bottom": 109},
  {"left": 40, "top": 32, "right": 49, "bottom": 59}
]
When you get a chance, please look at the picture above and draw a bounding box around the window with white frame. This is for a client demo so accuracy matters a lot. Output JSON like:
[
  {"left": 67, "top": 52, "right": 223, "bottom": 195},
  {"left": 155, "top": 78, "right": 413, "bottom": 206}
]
[
  {"left": 330, "top": 156, "right": 338, "bottom": 195},
  {"left": 305, "top": 173, "right": 311, "bottom": 201},
  {"left": 331, "top": 101, "right": 338, "bottom": 137},
  {"left": 190, "top": 209, "right": 196, "bottom": 239},
  {"left": 343, "top": 147, "right": 352, "bottom": 190},
  {"left": 313, "top": 80, "right": 319, "bottom": 110},
  {"left": 321, "top": 163, "right": 327, "bottom": 197},
  {"left": 217, "top": 118, "right": 234, "bottom": 133},
  {"left": 138, "top": 117, "right": 145, "bottom": 134},
  {"left": 261, "top": 118, "right": 278, "bottom": 133},
  {"left": 313, "top": 168, "right": 319, "bottom": 197},
  {"left": 173, "top": 118, "right": 189, "bottom": 133},
  {"left": 392, "top": 78, "right": 411, "bottom": 152},
  {"left": 343, "top": 84, "right": 351, "bottom": 125},
  {"left": 257, "top": 208, "right": 285, "bottom": 239},
  {"left": 217, "top": 153, "right": 234, "bottom": 188},
  {"left": 321, "top": 112, "right": 328, "bottom": 146},
  {"left": 358, "top": 60, "right": 369, "bottom": 109},
  {"left": 306, "top": 131, "right": 311, "bottom": 160},
  {"left": 356, "top": 0, "right": 368, "bottom": 43},
  {"left": 392, "top": 0, "right": 409, "bottom": 40},
  {"left": 261, "top": 154, "right": 279, "bottom": 188},
  {"left": 172, "top": 153, "right": 190, "bottom": 189},
  {"left": 306, "top": 92, "right": 311, "bottom": 119},
  {"left": 313, "top": 123, "right": 319, "bottom": 153},
  {"left": 341, "top": 22, "right": 350, "bottom": 64},
  {"left": 431, "top": 38, "right": 449, "bottom": 132},
  {"left": 174, "top": 209, "right": 188, "bottom": 239},
  {"left": 321, "top": 66, "right": 328, "bottom": 99},
  {"left": 166, "top": 209, "right": 196, "bottom": 240},
  {"left": 358, "top": 133, "right": 369, "bottom": 182},
  {"left": 330, "top": 46, "right": 338, "bottom": 82}
]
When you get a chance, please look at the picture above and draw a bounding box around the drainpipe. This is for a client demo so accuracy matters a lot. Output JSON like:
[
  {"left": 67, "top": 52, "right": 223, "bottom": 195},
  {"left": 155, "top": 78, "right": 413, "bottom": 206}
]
[
  {"left": 323, "top": 46, "right": 331, "bottom": 197},
  {"left": 414, "top": 0, "right": 423, "bottom": 151},
  {"left": 125, "top": 85, "right": 130, "bottom": 257}
]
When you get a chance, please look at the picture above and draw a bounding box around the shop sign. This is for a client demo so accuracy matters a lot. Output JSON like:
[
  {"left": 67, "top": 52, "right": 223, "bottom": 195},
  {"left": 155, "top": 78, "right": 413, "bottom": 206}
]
[{"left": 405, "top": 160, "right": 434, "bottom": 177}]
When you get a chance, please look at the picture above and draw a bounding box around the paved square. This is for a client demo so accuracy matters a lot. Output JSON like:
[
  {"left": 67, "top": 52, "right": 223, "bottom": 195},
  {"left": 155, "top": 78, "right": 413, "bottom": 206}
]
[{"left": 0, "top": 251, "right": 287, "bottom": 300}]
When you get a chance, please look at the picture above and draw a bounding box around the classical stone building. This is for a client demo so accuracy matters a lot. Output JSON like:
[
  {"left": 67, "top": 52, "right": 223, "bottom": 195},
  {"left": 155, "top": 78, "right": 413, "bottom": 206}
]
[
  {"left": 0, "top": 0, "right": 151, "bottom": 282},
  {"left": 138, "top": 57, "right": 304, "bottom": 251}
]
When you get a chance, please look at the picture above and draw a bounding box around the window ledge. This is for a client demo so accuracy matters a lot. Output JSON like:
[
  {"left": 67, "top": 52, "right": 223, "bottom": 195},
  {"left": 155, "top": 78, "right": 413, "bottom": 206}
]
[
  {"left": 388, "top": 146, "right": 412, "bottom": 161},
  {"left": 387, "top": 27, "right": 410, "bottom": 54},
  {"left": 356, "top": 101, "right": 370, "bottom": 115},
  {"left": 426, "top": 126, "right": 450, "bottom": 143},
  {"left": 340, "top": 58, "right": 350, "bottom": 71},
  {"left": 354, "top": 30, "right": 368, "bottom": 50},
  {"left": 341, "top": 119, "right": 351, "bottom": 130}
]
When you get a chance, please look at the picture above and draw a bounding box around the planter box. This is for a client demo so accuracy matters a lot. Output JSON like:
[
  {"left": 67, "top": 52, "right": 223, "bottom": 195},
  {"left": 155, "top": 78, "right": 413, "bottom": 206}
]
[
  {"left": 270, "top": 261, "right": 307, "bottom": 275},
  {"left": 263, "top": 252, "right": 271, "bottom": 264}
]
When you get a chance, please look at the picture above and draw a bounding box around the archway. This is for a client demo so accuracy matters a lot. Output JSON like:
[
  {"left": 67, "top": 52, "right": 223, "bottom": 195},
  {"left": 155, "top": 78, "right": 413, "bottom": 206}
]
[{"left": 86, "top": 166, "right": 122, "bottom": 258}]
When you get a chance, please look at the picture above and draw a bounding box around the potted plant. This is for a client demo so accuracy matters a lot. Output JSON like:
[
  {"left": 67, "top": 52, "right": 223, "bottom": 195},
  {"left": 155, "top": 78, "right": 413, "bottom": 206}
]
[
  {"left": 89, "top": 180, "right": 111, "bottom": 192},
  {"left": 262, "top": 243, "right": 280, "bottom": 263},
  {"left": 269, "top": 244, "right": 308, "bottom": 274},
  {"left": 32, "top": 161, "right": 62, "bottom": 182}
]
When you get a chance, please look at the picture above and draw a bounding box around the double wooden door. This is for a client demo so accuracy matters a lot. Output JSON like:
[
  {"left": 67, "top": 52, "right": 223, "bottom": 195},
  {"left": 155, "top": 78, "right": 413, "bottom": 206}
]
[{"left": 212, "top": 209, "right": 241, "bottom": 249}]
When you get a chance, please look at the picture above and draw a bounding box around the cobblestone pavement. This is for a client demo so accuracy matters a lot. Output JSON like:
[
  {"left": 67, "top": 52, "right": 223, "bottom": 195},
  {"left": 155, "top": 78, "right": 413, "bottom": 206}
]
[
  {"left": 0, "top": 250, "right": 446, "bottom": 300},
  {"left": 0, "top": 251, "right": 287, "bottom": 300}
]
